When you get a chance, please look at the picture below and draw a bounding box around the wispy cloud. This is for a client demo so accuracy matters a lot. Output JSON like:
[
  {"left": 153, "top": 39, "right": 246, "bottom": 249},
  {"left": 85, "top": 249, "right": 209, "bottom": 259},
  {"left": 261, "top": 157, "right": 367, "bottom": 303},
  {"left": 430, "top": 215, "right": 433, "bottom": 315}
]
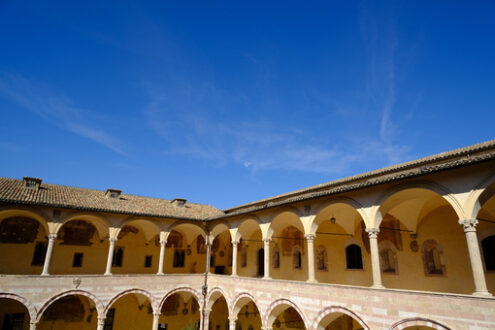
[{"left": 0, "top": 74, "right": 126, "bottom": 154}]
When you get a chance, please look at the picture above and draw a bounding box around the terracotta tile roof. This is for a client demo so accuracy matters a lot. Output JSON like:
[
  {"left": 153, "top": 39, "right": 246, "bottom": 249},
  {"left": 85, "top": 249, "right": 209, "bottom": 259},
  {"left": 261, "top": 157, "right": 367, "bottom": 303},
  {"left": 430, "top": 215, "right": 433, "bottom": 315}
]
[{"left": 0, "top": 178, "right": 223, "bottom": 221}]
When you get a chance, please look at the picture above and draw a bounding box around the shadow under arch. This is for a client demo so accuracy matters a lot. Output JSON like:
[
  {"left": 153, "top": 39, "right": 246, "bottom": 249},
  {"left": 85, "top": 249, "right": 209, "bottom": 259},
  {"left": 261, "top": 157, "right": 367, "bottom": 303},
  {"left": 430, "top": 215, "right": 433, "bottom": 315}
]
[
  {"left": 389, "top": 317, "right": 452, "bottom": 330},
  {"left": 104, "top": 288, "right": 157, "bottom": 315},
  {"left": 0, "top": 208, "right": 49, "bottom": 236},
  {"left": 372, "top": 181, "right": 465, "bottom": 230},
  {"left": 267, "top": 206, "right": 305, "bottom": 239},
  {"left": 311, "top": 305, "right": 369, "bottom": 330},
  {"left": 37, "top": 289, "right": 104, "bottom": 321},
  {"left": 158, "top": 287, "right": 202, "bottom": 311},
  {"left": 264, "top": 298, "right": 309, "bottom": 330},
  {"left": 312, "top": 197, "right": 366, "bottom": 235},
  {"left": 0, "top": 292, "right": 37, "bottom": 321},
  {"left": 209, "top": 221, "right": 232, "bottom": 241},
  {"left": 467, "top": 173, "right": 495, "bottom": 220},
  {"left": 116, "top": 218, "right": 161, "bottom": 242},
  {"left": 206, "top": 287, "right": 230, "bottom": 312},
  {"left": 56, "top": 213, "right": 109, "bottom": 240}
]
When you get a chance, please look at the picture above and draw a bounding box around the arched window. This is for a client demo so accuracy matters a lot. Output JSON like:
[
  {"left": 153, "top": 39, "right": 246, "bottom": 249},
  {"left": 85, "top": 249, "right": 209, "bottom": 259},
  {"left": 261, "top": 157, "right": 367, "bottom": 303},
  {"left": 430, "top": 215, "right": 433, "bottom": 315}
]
[
  {"left": 345, "top": 244, "right": 363, "bottom": 269},
  {"left": 272, "top": 244, "right": 280, "bottom": 269},
  {"left": 482, "top": 235, "right": 495, "bottom": 271},
  {"left": 422, "top": 239, "right": 445, "bottom": 275},
  {"left": 379, "top": 241, "right": 398, "bottom": 274},
  {"left": 292, "top": 245, "right": 302, "bottom": 269},
  {"left": 316, "top": 245, "right": 328, "bottom": 271}
]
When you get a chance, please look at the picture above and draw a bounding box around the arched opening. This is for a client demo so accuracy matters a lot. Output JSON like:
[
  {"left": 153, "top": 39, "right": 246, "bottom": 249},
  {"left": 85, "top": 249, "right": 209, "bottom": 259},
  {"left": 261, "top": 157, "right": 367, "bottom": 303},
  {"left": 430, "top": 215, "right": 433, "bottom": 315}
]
[
  {"left": 159, "top": 292, "right": 200, "bottom": 330},
  {"left": 475, "top": 181, "right": 495, "bottom": 294},
  {"left": 0, "top": 214, "right": 48, "bottom": 274},
  {"left": 51, "top": 219, "right": 107, "bottom": 275},
  {"left": 0, "top": 298, "right": 31, "bottom": 330},
  {"left": 268, "top": 211, "right": 306, "bottom": 281},
  {"left": 105, "top": 292, "right": 153, "bottom": 330},
  {"left": 166, "top": 223, "right": 207, "bottom": 274},
  {"left": 208, "top": 295, "right": 229, "bottom": 330},
  {"left": 271, "top": 306, "right": 306, "bottom": 330},
  {"left": 345, "top": 244, "right": 363, "bottom": 270},
  {"left": 316, "top": 312, "right": 364, "bottom": 330},
  {"left": 236, "top": 218, "right": 263, "bottom": 278},
  {"left": 312, "top": 202, "right": 370, "bottom": 286},
  {"left": 39, "top": 294, "right": 98, "bottom": 330},
  {"left": 377, "top": 187, "right": 470, "bottom": 294},
  {"left": 210, "top": 229, "right": 233, "bottom": 275},
  {"left": 232, "top": 296, "right": 261, "bottom": 330}
]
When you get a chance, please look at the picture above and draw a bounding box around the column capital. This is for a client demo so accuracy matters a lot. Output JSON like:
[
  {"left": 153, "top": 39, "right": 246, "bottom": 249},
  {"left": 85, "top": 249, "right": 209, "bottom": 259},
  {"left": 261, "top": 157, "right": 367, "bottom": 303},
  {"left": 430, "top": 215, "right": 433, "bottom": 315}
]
[
  {"left": 459, "top": 219, "right": 478, "bottom": 232},
  {"left": 366, "top": 228, "right": 379, "bottom": 239},
  {"left": 304, "top": 233, "right": 315, "bottom": 241},
  {"left": 263, "top": 237, "right": 272, "bottom": 243},
  {"left": 153, "top": 312, "right": 161, "bottom": 317},
  {"left": 159, "top": 239, "right": 167, "bottom": 245},
  {"left": 109, "top": 237, "right": 118, "bottom": 243},
  {"left": 231, "top": 240, "right": 239, "bottom": 246},
  {"left": 228, "top": 316, "right": 237, "bottom": 322},
  {"left": 47, "top": 233, "right": 57, "bottom": 240},
  {"left": 97, "top": 317, "right": 106, "bottom": 325}
]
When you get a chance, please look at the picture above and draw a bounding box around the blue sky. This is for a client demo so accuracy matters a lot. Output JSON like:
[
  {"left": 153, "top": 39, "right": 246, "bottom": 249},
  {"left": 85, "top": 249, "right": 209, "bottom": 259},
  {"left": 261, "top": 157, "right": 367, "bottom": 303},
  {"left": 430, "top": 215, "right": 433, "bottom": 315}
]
[{"left": 0, "top": 1, "right": 494, "bottom": 209}]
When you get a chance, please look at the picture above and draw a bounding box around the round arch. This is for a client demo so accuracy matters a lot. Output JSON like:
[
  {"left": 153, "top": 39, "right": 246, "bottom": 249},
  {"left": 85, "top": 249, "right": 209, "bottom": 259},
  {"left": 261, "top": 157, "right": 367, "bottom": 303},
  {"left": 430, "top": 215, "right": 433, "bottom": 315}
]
[
  {"left": 389, "top": 317, "right": 451, "bottom": 330},
  {"left": 236, "top": 217, "right": 262, "bottom": 242},
  {"left": 0, "top": 209, "right": 49, "bottom": 235},
  {"left": 311, "top": 306, "right": 369, "bottom": 330},
  {"left": 465, "top": 174, "right": 495, "bottom": 220},
  {"left": 116, "top": 218, "right": 161, "bottom": 242},
  {"left": 264, "top": 298, "right": 309, "bottom": 330},
  {"left": 267, "top": 207, "right": 305, "bottom": 239},
  {"left": 166, "top": 221, "right": 207, "bottom": 245},
  {"left": 209, "top": 222, "right": 232, "bottom": 242},
  {"left": 37, "top": 289, "right": 104, "bottom": 321},
  {"left": 230, "top": 292, "right": 263, "bottom": 321},
  {"left": 372, "top": 181, "right": 464, "bottom": 230},
  {"left": 104, "top": 288, "right": 157, "bottom": 315},
  {"left": 312, "top": 197, "right": 366, "bottom": 235},
  {"left": 206, "top": 287, "right": 230, "bottom": 312},
  {"left": 0, "top": 293, "right": 37, "bottom": 321},
  {"left": 56, "top": 214, "right": 109, "bottom": 240},
  {"left": 158, "top": 287, "right": 202, "bottom": 311}
]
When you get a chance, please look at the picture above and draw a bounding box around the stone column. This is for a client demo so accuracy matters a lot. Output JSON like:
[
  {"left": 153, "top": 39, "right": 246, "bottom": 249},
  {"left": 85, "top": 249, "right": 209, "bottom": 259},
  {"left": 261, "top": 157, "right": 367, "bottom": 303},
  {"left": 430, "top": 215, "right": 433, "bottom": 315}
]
[
  {"left": 205, "top": 241, "right": 211, "bottom": 274},
  {"left": 29, "top": 321, "right": 38, "bottom": 330},
  {"left": 157, "top": 236, "right": 166, "bottom": 275},
  {"left": 229, "top": 316, "right": 237, "bottom": 330},
  {"left": 104, "top": 237, "right": 117, "bottom": 276},
  {"left": 202, "top": 308, "right": 211, "bottom": 330},
  {"left": 41, "top": 234, "right": 57, "bottom": 276},
  {"left": 366, "top": 228, "right": 384, "bottom": 288},
  {"left": 96, "top": 317, "right": 106, "bottom": 330},
  {"left": 459, "top": 219, "right": 492, "bottom": 296},
  {"left": 231, "top": 241, "right": 238, "bottom": 277},
  {"left": 152, "top": 312, "right": 160, "bottom": 330},
  {"left": 305, "top": 234, "right": 316, "bottom": 283},
  {"left": 263, "top": 238, "right": 271, "bottom": 279}
]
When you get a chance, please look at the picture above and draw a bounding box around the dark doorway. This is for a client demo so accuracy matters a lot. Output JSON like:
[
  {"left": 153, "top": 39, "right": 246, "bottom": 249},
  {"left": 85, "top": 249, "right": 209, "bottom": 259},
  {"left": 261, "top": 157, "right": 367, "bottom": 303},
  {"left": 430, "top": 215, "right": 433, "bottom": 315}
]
[{"left": 257, "top": 248, "right": 264, "bottom": 276}]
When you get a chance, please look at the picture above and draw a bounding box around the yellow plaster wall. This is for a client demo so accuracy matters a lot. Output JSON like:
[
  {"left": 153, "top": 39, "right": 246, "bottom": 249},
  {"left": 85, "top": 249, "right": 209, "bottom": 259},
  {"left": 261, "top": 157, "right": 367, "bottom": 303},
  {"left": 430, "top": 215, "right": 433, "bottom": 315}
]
[
  {"left": 0, "top": 218, "right": 47, "bottom": 275},
  {"left": 235, "top": 301, "right": 262, "bottom": 330},
  {"left": 111, "top": 230, "right": 159, "bottom": 274},
  {"left": 209, "top": 298, "right": 229, "bottom": 330},
  {"left": 157, "top": 295, "right": 200, "bottom": 330},
  {"left": 164, "top": 235, "right": 206, "bottom": 274},
  {"left": 38, "top": 296, "right": 96, "bottom": 330},
  {"left": 0, "top": 298, "right": 30, "bottom": 330},
  {"left": 110, "top": 294, "right": 153, "bottom": 330},
  {"left": 211, "top": 231, "right": 232, "bottom": 275},
  {"left": 237, "top": 231, "right": 263, "bottom": 278}
]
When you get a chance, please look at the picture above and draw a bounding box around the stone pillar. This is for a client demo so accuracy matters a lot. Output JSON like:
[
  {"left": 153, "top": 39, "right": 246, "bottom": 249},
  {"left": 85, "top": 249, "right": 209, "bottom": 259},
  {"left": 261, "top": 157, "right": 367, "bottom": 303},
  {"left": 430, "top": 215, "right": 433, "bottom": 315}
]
[
  {"left": 205, "top": 241, "right": 211, "bottom": 274},
  {"left": 202, "top": 308, "right": 211, "bottom": 330},
  {"left": 96, "top": 317, "right": 106, "bottom": 330},
  {"left": 305, "top": 234, "right": 316, "bottom": 283},
  {"left": 41, "top": 234, "right": 56, "bottom": 276},
  {"left": 366, "top": 228, "right": 384, "bottom": 288},
  {"left": 231, "top": 241, "right": 238, "bottom": 277},
  {"left": 229, "top": 316, "right": 237, "bottom": 330},
  {"left": 459, "top": 219, "right": 492, "bottom": 296},
  {"left": 157, "top": 236, "right": 166, "bottom": 275},
  {"left": 29, "top": 321, "right": 38, "bottom": 330},
  {"left": 104, "top": 237, "right": 117, "bottom": 276},
  {"left": 152, "top": 312, "right": 160, "bottom": 330},
  {"left": 263, "top": 238, "right": 271, "bottom": 279}
]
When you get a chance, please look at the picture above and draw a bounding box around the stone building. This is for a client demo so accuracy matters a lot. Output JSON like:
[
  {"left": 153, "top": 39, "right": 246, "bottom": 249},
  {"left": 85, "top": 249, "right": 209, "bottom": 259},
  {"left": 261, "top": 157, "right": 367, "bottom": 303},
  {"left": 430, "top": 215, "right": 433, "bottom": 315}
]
[{"left": 1, "top": 140, "right": 495, "bottom": 330}]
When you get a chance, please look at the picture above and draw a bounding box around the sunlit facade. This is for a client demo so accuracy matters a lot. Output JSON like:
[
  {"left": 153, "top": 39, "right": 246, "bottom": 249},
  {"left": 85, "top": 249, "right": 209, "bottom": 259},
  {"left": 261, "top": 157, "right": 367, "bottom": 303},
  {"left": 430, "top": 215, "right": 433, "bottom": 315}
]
[{"left": 1, "top": 140, "right": 495, "bottom": 330}]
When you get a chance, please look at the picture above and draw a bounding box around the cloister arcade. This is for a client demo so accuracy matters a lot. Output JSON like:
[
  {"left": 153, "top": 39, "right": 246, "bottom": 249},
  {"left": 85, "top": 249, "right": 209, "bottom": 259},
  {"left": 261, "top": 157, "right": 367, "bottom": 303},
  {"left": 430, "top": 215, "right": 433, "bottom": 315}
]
[{"left": 1, "top": 144, "right": 495, "bottom": 329}]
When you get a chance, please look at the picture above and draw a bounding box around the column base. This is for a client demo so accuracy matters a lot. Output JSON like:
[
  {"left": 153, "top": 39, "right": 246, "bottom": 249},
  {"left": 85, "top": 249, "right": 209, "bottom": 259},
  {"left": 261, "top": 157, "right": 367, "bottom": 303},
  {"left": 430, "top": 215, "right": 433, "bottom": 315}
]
[
  {"left": 306, "top": 279, "right": 318, "bottom": 283},
  {"left": 263, "top": 276, "right": 272, "bottom": 280},
  {"left": 104, "top": 272, "right": 112, "bottom": 276},
  {"left": 40, "top": 273, "right": 49, "bottom": 276},
  {"left": 371, "top": 284, "right": 385, "bottom": 289},
  {"left": 472, "top": 291, "right": 493, "bottom": 297},
  {"left": 231, "top": 274, "right": 239, "bottom": 278},
  {"left": 156, "top": 272, "right": 164, "bottom": 275}
]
